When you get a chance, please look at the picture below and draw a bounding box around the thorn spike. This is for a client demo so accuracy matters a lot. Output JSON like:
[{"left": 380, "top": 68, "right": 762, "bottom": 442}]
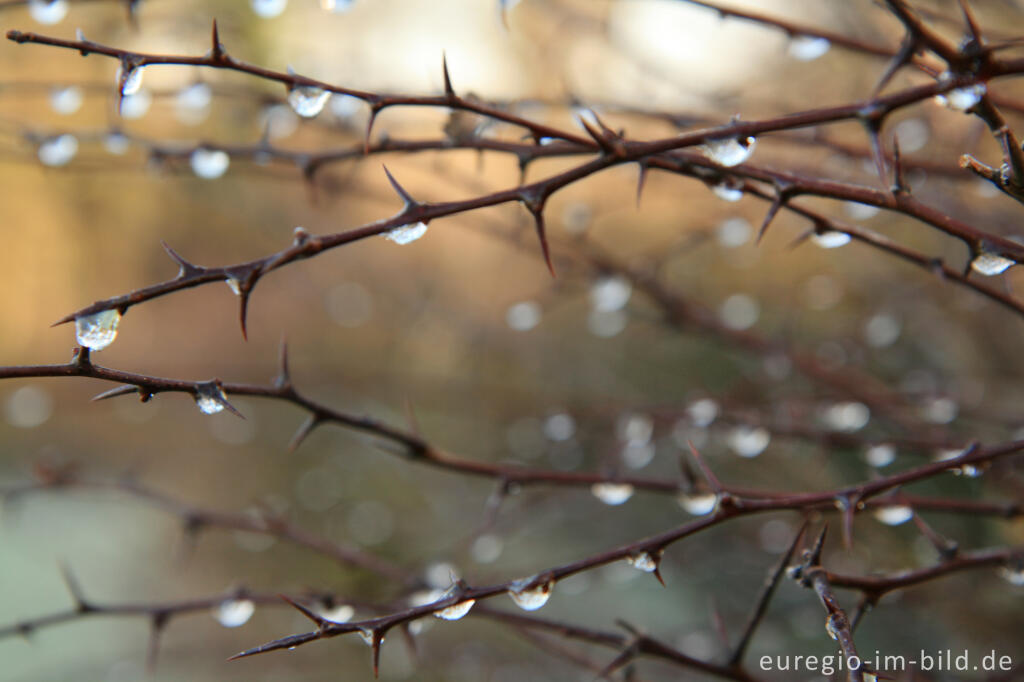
[
  {"left": 635, "top": 163, "right": 648, "bottom": 207},
  {"left": 288, "top": 415, "right": 320, "bottom": 452},
  {"left": 92, "top": 385, "right": 140, "bottom": 402},
  {"left": 381, "top": 165, "right": 417, "bottom": 207},
  {"left": 756, "top": 195, "right": 785, "bottom": 244},
  {"left": 528, "top": 207, "right": 555, "bottom": 277},
  {"left": 441, "top": 52, "right": 455, "bottom": 98}
]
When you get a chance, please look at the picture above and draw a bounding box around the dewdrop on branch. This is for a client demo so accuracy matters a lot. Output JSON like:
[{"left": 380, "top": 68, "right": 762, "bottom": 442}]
[
  {"left": 37, "top": 134, "right": 78, "bottom": 167},
  {"left": 811, "top": 231, "right": 851, "bottom": 249},
  {"left": 214, "top": 598, "right": 255, "bottom": 627},
  {"left": 28, "top": 0, "right": 68, "bottom": 25},
  {"left": 252, "top": 0, "right": 287, "bottom": 18},
  {"left": 433, "top": 591, "right": 476, "bottom": 621},
  {"left": 384, "top": 222, "right": 428, "bottom": 245},
  {"left": 626, "top": 551, "right": 660, "bottom": 573},
  {"left": 971, "top": 247, "right": 1014, "bottom": 276},
  {"left": 116, "top": 64, "right": 144, "bottom": 97},
  {"left": 75, "top": 309, "right": 121, "bottom": 351},
  {"left": 728, "top": 425, "right": 770, "bottom": 458},
  {"left": 507, "top": 576, "right": 554, "bottom": 611},
  {"left": 194, "top": 383, "right": 231, "bottom": 415},
  {"left": 873, "top": 505, "right": 913, "bottom": 526},
  {"left": 286, "top": 67, "right": 331, "bottom": 118},
  {"left": 935, "top": 82, "right": 986, "bottom": 112},
  {"left": 226, "top": 277, "right": 242, "bottom": 296},
  {"left": 1000, "top": 565, "right": 1024, "bottom": 586},
  {"left": 788, "top": 35, "right": 831, "bottom": 61},
  {"left": 677, "top": 491, "right": 718, "bottom": 516},
  {"left": 712, "top": 181, "right": 743, "bottom": 202},
  {"left": 701, "top": 136, "right": 756, "bottom": 167},
  {"left": 191, "top": 148, "right": 230, "bottom": 179},
  {"left": 591, "top": 482, "right": 634, "bottom": 505}
]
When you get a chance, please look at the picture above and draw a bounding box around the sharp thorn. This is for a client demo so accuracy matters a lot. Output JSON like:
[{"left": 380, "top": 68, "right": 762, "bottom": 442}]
[
  {"left": 381, "top": 164, "right": 417, "bottom": 207},
  {"left": 92, "top": 385, "right": 140, "bottom": 402},
  {"left": 441, "top": 52, "right": 455, "bottom": 99}
]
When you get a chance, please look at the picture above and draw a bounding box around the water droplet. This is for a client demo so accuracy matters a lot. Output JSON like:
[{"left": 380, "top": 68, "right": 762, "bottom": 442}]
[
  {"left": 677, "top": 491, "right": 718, "bottom": 516},
  {"left": 934, "top": 446, "right": 968, "bottom": 463},
  {"left": 288, "top": 83, "right": 331, "bottom": 118},
  {"left": 195, "top": 383, "right": 230, "bottom": 415},
  {"left": 75, "top": 309, "right": 121, "bottom": 350},
  {"left": 588, "top": 309, "right": 627, "bottom": 337},
  {"left": 321, "top": 604, "right": 354, "bottom": 622},
  {"left": 1000, "top": 565, "right": 1024, "bottom": 586},
  {"left": 622, "top": 441, "right": 655, "bottom": 469},
  {"left": 191, "top": 148, "right": 230, "bottom": 179},
  {"left": 543, "top": 413, "right": 575, "bottom": 441},
  {"left": 38, "top": 134, "right": 78, "bottom": 167},
  {"left": 893, "top": 118, "right": 929, "bottom": 153},
  {"left": 935, "top": 83, "right": 986, "bottom": 111},
  {"left": 873, "top": 505, "right": 913, "bottom": 526},
  {"left": 5, "top": 386, "right": 54, "bottom": 429},
  {"left": 214, "top": 598, "right": 254, "bottom": 627},
  {"left": 562, "top": 202, "right": 591, "bottom": 234},
  {"left": 971, "top": 249, "right": 1014, "bottom": 276},
  {"left": 701, "top": 136, "right": 756, "bottom": 167},
  {"left": 384, "top": 222, "right": 428, "bottom": 245},
  {"left": 506, "top": 301, "right": 541, "bottom": 331},
  {"left": 591, "top": 482, "right": 634, "bottom": 505},
  {"left": 226, "top": 277, "right": 242, "bottom": 296},
  {"left": 590, "top": 275, "right": 632, "bottom": 312},
  {"left": 616, "top": 413, "right": 653, "bottom": 445},
  {"left": 717, "top": 217, "right": 751, "bottom": 247},
  {"left": 104, "top": 132, "right": 130, "bottom": 155},
  {"left": 864, "top": 443, "right": 896, "bottom": 468},
  {"left": 49, "top": 86, "right": 82, "bottom": 115},
  {"left": 507, "top": 577, "right": 554, "bottom": 611},
  {"left": 686, "top": 399, "right": 718, "bottom": 428},
  {"left": 425, "top": 562, "right": 459, "bottom": 589},
  {"left": 119, "top": 90, "right": 151, "bottom": 119},
  {"left": 330, "top": 93, "right": 364, "bottom": 121},
  {"left": 117, "top": 64, "right": 144, "bottom": 97},
  {"left": 843, "top": 201, "right": 879, "bottom": 221},
  {"left": 175, "top": 82, "right": 212, "bottom": 124},
  {"left": 28, "top": 0, "right": 68, "bottom": 25},
  {"left": 864, "top": 313, "right": 901, "bottom": 348},
  {"left": 719, "top": 294, "right": 759, "bottom": 330},
  {"left": 358, "top": 628, "right": 376, "bottom": 645},
  {"left": 823, "top": 402, "right": 870, "bottom": 432},
  {"left": 811, "top": 230, "right": 851, "bottom": 249},
  {"left": 728, "top": 425, "right": 770, "bottom": 458},
  {"left": 922, "top": 397, "right": 957, "bottom": 424},
  {"left": 252, "top": 0, "right": 287, "bottom": 17},
  {"left": 626, "top": 551, "right": 659, "bottom": 573},
  {"left": 712, "top": 181, "right": 743, "bottom": 202},
  {"left": 321, "top": 0, "right": 356, "bottom": 11},
  {"left": 788, "top": 35, "right": 830, "bottom": 61},
  {"left": 434, "top": 598, "right": 475, "bottom": 621},
  {"left": 471, "top": 534, "right": 503, "bottom": 563},
  {"left": 825, "top": 614, "right": 840, "bottom": 641}
]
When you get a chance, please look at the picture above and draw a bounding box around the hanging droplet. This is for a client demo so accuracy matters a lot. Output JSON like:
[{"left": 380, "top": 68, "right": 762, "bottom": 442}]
[
  {"left": 117, "top": 64, "right": 144, "bottom": 97},
  {"left": 811, "top": 231, "right": 851, "bottom": 249},
  {"left": 588, "top": 309, "right": 628, "bottom": 338},
  {"left": 176, "top": 82, "right": 212, "bottom": 124},
  {"left": 823, "top": 402, "right": 870, "bottom": 432},
  {"left": 28, "top": 0, "right": 68, "bottom": 24},
  {"left": 507, "top": 577, "right": 554, "bottom": 611},
  {"left": 701, "top": 136, "right": 756, "bottom": 167},
  {"left": 616, "top": 413, "right": 653, "bottom": 445},
  {"left": 384, "top": 222, "right": 428, "bottom": 245},
  {"left": 321, "top": 604, "right": 354, "bottom": 622},
  {"left": 864, "top": 313, "right": 901, "bottom": 348},
  {"left": 38, "top": 134, "right": 78, "bottom": 167},
  {"left": 590, "top": 275, "right": 632, "bottom": 312},
  {"left": 717, "top": 217, "right": 751, "bottom": 248},
  {"left": 104, "top": 132, "right": 130, "bottom": 156},
  {"left": 506, "top": 301, "right": 541, "bottom": 331},
  {"left": 935, "top": 83, "right": 986, "bottom": 112},
  {"left": 971, "top": 249, "right": 1014, "bottom": 276},
  {"left": 195, "top": 383, "right": 230, "bottom": 415},
  {"left": 543, "top": 413, "right": 575, "bottom": 441},
  {"left": 191, "top": 148, "right": 230, "bottom": 179},
  {"left": 626, "top": 551, "right": 659, "bottom": 573},
  {"left": 591, "top": 482, "right": 634, "bottom": 505},
  {"left": 824, "top": 614, "right": 840, "bottom": 641},
  {"left": 214, "top": 598, "right": 254, "bottom": 627},
  {"left": 719, "top": 294, "right": 759, "bottom": 330},
  {"left": 712, "top": 181, "right": 743, "bottom": 202},
  {"left": 1000, "top": 565, "right": 1024, "bottom": 586},
  {"left": 321, "top": 0, "right": 356, "bottom": 11},
  {"left": 119, "top": 90, "right": 151, "bottom": 120},
  {"left": 873, "top": 505, "right": 913, "bottom": 526},
  {"left": 728, "top": 425, "right": 770, "bottom": 458},
  {"left": 434, "top": 598, "right": 475, "bottom": 621},
  {"left": 788, "top": 35, "right": 831, "bottom": 61},
  {"left": 844, "top": 201, "right": 879, "bottom": 221},
  {"left": 358, "top": 628, "right": 376, "bottom": 645},
  {"left": 922, "top": 397, "right": 957, "bottom": 424},
  {"left": 226, "top": 277, "right": 242, "bottom": 296},
  {"left": 677, "top": 491, "right": 718, "bottom": 516},
  {"left": 252, "top": 0, "right": 287, "bottom": 17},
  {"left": 75, "top": 309, "right": 121, "bottom": 351},
  {"left": 49, "top": 86, "right": 83, "bottom": 115},
  {"left": 287, "top": 82, "right": 331, "bottom": 118},
  {"left": 864, "top": 443, "right": 896, "bottom": 468}
]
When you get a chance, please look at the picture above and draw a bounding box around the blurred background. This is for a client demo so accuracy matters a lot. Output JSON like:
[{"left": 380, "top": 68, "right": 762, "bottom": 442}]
[{"left": 1, "top": 0, "right": 1023, "bottom": 680}]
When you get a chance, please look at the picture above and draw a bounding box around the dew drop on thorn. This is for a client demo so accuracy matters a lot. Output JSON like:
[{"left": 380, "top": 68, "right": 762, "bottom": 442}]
[
  {"left": 75, "top": 309, "right": 121, "bottom": 351},
  {"left": 384, "top": 222, "right": 428, "bottom": 245}
]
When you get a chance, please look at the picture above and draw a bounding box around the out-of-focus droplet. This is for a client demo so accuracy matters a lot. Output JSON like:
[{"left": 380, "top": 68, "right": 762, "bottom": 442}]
[
  {"left": 873, "top": 505, "right": 913, "bottom": 526},
  {"left": 425, "top": 562, "right": 459, "bottom": 590},
  {"left": 935, "top": 83, "right": 986, "bottom": 111},
  {"left": 717, "top": 217, "right": 751, "bottom": 248},
  {"left": 823, "top": 402, "right": 870, "bottom": 432},
  {"left": 588, "top": 309, "right": 627, "bottom": 338},
  {"left": 562, "top": 202, "right": 591, "bottom": 234},
  {"left": 844, "top": 201, "right": 879, "bottom": 221},
  {"left": 104, "top": 132, "right": 130, "bottom": 155},
  {"left": 38, "top": 134, "right": 78, "bottom": 167},
  {"left": 811, "top": 231, "right": 851, "bottom": 249},
  {"left": 893, "top": 118, "right": 929, "bottom": 153},
  {"left": 191, "top": 148, "right": 230, "bottom": 179},
  {"left": 506, "top": 301, "right": 541, "bottom": 331},
  {"left": 508, "top": 577, "right": 554, "bottom": 611},
  {"left": 712, "top": 181, "right": 743, "bottom": 202},
  {"left": 1000, "top": 565, "right": 1024, "bottom": 586},
  {"left": 330, "top": 93, "right": 364, "bottom": 121},
  {"left": 176, "top": 82, "right": 212, "bottom": 124},
  {"left": 686, "top": 399, "right": 718, "bottom": 428},
  {"left": 701, "top": 136, "right": 756, "bottom": 167},
  {"left": 971, "top": 249, "right": 1014, "bottom": 276},
  {"left": 5, "top": 386, "right": 54, "bottom": 429},
  {"left": 117, "top": 64, "right": 143, "bottom": 96},
  {"left": 384, "top": 222, "right": 428, "bottom": 245},
  {"left": 252, "top": 0, "right": 287, "bottom": 17},
  {"left": 471, "top": 534, "right": 503, "bottom": 564},
  {"left": 622, "top": 442, "right": 655, "bottom": 469},
  {"left": 214, "top": 599, "right": 254, "bottom": 627},
  {"left": 75, "top": 309, "right": 120, "bottom": 350},
  {"left": 288, "top": 83, "right": 331, "bottom": 118},
  {"left": 616, "top": 413, "right": 653, "bottom": 445},
  {"left": 49, "top": 86, "right": 82, "bottom": 115},
  {"left": 864, "top": 443, "right": 896, "bottom": 468},
  {"left": 922, "top": 397, "right": 957, "bottom": 424},
  {"left": 719, "top": 294, "right": 759, "bottom": 330},
  {"left": 261, "top": 104, "right": 299, "bottom": 140},
  {"left": 864, "top": 313, "right": 901, "bottom": 348},
  {"left": 591, "top": 482, "right": 634, "bottom": 505},
  {"left": 590, "top": 275, "right": 632, "bottom": 312},
  {"left": 543, "top": 413, "right": 575, "bottom": 441},
  {"left": 728, "top": 425, "right": 770, "bottom": 458},
  {"left": 321, "top": 604, "right": 354, "bottom": 622},
  {"left": 195, "top": 383, "right": 230, "bottom": 415},
  {"left": 321, "top": 0, "right": 356, "bottom": 11},
  {"left": 788, "top": 35, "right": 830, "bottom": 61},
  {"left": 434, "top": 598, "right": 475, "bottom": 621},
  {"left": 29, "top": 0, "right": 68, "bottom": 25},
  {"left": 119, "top": 90, "right": 151, "bottom": 119},
  {"left": 677, "top": 491, "right": 718, "bottom": 516},
  {"left": 626, "top": 552, "right": 659, "bottom": 573}
]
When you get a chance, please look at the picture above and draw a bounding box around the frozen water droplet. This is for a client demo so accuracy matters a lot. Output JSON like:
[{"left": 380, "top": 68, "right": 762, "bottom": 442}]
[
  {"left": 701, "top": 136, "right": 756, "bottom": 167},
  {"left": 321, "top": 604, "right": 354, "bottom": 622},
  {"left": 893, "top": 118, "right": 929, "bottom": 153},
  {"left": 117, "top": 64, "right": 144, "bottom": 97},
  {"left": 471, "top": 534, "right": 503, "bottom": 564},
  {"left": 104, "top": 132, "right": 130, "bottom": 156},
  {"left": 226, "top": 277, "right": 242, "bottom": 296},
  {"left": 288, "top": 84, "right": 331, "bottom": 118},
  {"left": 728, "top": 425, "right": 770, "bottom": 458},
  {"left": 588, "top": 309, "right": 627, "bottom": 337},
  {"left": 622, "top": 442, "right": 655, "bottom": 469},
  {"left": 825, "top": 614, "right": 840, "bottom": 641},
  {"left": 844, "top": 201, "right": 879, "bottom": 221},
  {"left": 864, "top": 443, "right": 896, "bottom": 468},
  {"left": 590, "top": 275, "right": 632, "bottom": 312},
  {"left": 543, "top": 413, "right": 575, "bottom": 441},
  {"left": 591, "top": 482, "right": 634, "bottom": 505},
  {"left": 677, "top": 491, "right": 718, "bottom": 516},
  {"left": 719, "top": 294, "right": 759, "bottom": 330},
  {"left": 788, "top": 35, "right": 830, "bottom": 61},
  {"left": 1000, "top": 565, "right": 1024, "bottom": 586},
  {"left": 176, "top": 82, "right": 212, "bottom": 124},
  {"left": 712, "top": 181, "right": 743, "bottom": 202},
  {"left": 50, "top": 86, "right": 82, "bottom": 115},
  {"left": 717, "top": 217, "right": 751, "bottom": 247},
  {"left": 873, "top": 505, "right": 913, "bottom": 526},
  {"left": 811, "top": 231, "right": 851, "bottom": 249},
  {"left": 384, "top": 222, "right": 428, "bottom": 245},
  {"left": 434, "top": 598, "right": 475, "bottom": 621},
  {"left": 321, "top": 0, "right": 356, "bottom": 11},
  {"left": 508, "top": 577, "right": 554, "bottom": 611},
  {"left": 119, "top": 90, "right": 151, "bottom": 119},
  {"left": 506, "top": 301, "right": 541, "bottom": 331},
  {"left": 38, "top": 134, "right": 78, "bottom": 167},
  {"left": 935, "top": 83, "right": 986, "bottom": 111},
  {"left": 75, "top": 309, "right": 121, "bottom": 350},
  {"left": 626, "top": 551, "right": 659, "bottom": 573},
  {"left": 823, "top": 402, "right": 870, "bottom": 432},
  {"left": 686, "top": 398, "right": 718, "bottom": 428},
  {"left": 29, "top": 0, "right": 68, "bottom": 24},
  {"left": 195, "top": 383, "right": 229, "bottom": 415},
  {"left": 425, "top": 562, "right": 459, "bottom": 589},
  {"left": 864, "top": 313, "right": 900, "bottom": 348},
  {"left": 971, "top": 249, "right": 1014, "bottom": 276},
  {"left": 358, "top": 628, "right": 375, "bottom": 645},
  {"left": 616, "top": 413, "right": 653, "bottom": 445},
  {"left": 191, "top": 148, "right": 230, "bottom": 179},
  {"left": 922, "top": 397, "right": 957, "bottom": 424},
  {"left": 214, "top": 598, "right": 254, "bottom": 627},
  {"left": 252, "top": 0, "right": 287, "bottom": 17}
]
